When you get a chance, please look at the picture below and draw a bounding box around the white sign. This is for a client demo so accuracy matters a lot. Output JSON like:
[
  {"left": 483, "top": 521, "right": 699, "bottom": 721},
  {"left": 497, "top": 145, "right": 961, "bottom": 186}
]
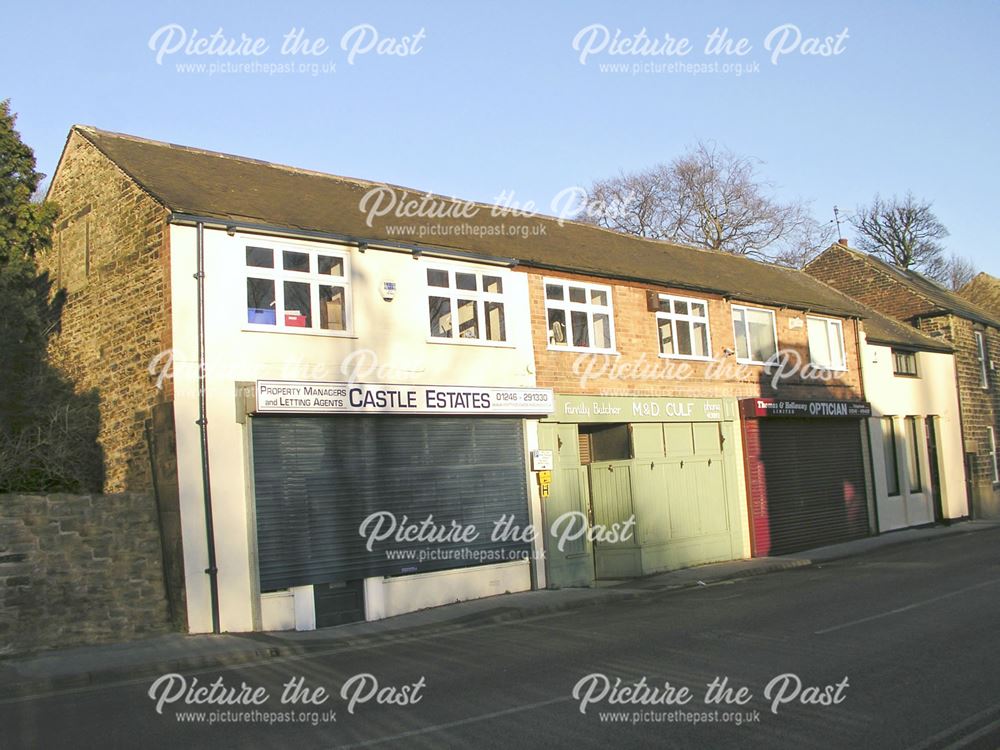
[
  {"left": 531, "top": 450, "right": 554, "bottom": 471},
  {"left": 256, "top": 380, "right": 555, "bottom": 415}
]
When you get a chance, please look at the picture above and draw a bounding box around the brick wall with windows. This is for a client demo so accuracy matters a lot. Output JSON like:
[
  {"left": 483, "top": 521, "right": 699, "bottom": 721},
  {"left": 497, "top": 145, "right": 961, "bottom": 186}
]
[
  {"left": 36, "top": 131, "right": 173, "bottom": 492},
  {"left": 918, "top": 314, "right": 1000, "bottom": 515},
  {"left": 523, "top": 269, "right": 864, "bottom": 400}
]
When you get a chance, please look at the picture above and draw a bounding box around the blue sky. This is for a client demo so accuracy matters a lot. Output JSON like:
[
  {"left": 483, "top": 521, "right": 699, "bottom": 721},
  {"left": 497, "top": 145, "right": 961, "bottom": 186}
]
[{"left": 3, "top": 1, "right": 998, "bottom": 272}]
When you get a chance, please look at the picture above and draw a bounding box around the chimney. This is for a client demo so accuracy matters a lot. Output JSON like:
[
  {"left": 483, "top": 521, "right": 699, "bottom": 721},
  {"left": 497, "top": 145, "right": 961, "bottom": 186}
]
[{"left": 837, "top": 238, "right": 849, "bottom": 247}]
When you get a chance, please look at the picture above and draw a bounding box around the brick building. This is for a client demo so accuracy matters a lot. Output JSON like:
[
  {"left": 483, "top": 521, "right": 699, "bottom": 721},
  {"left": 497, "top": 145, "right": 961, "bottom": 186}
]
[
  {"left": 40, "top": 125, "right": 964, "bottom": 631},
  {"left": 806, "top": 243, "right": 1000, "bottom": 518}
]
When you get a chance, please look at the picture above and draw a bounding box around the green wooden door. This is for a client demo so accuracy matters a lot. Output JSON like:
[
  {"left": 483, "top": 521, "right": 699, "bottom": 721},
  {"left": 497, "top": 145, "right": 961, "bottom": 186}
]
[{"left": 537, "top": 422, "right": 594, "bottom": 588}]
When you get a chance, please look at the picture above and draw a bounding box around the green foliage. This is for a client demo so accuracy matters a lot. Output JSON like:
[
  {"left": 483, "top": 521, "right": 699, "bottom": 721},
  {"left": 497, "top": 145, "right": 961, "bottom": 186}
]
[{"left": 0, "top": 100, "right": 103, "bottom": 492}]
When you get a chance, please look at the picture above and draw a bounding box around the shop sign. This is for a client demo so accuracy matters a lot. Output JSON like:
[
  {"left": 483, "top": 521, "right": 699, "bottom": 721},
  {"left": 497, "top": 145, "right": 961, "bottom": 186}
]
[{"left": 743, "top": 398, "right": 872, "bottom": 419}]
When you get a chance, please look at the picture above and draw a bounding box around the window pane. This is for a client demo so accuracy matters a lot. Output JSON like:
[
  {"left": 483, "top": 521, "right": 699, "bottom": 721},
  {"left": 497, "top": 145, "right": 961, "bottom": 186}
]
[
  {"left": 548, "top": 308, "right": 567, "bottom": 346},
  {"left": 283, "top": 281, "right": 312, "bottom": 327},
  {"left": 808, "top": 318, "right": 832, "bottom": 366},
  {"left": 590, "top": 288, "right": 608, "bottom": 306},
  {"left": 692, "top": 321, "right": 709, "bottom": 357},
  {"left": 676, "top": 320, "right": 693, "bottom": 355},
  {"left": 545, "top": 283, "right": 564, "bottom": 301},
  {"left": 457, "top": 298, "right": 479, "bottom": 339},
  {"left": 747, "top": 310, "right": 776, "bottom": 362},
  {"left": 658, "top": 319, "right": 674, "bottom": 355},
  {"left": 571, "top": 310, "right": 590, "bottom": 347},
  {"left": 906, "top": 417, "right": 922, "bottom": 492},
  {"left": 429, "top": 296, "right": 452, "bottom": 337},
  {"left": 657, "top": 298, "right": 671, "bottom": 314},
  {"left": 485, "top": 301, "right": 506, "bottom": 342},
  {"left": 247, "top": 278, "right": 276, "bottom": 324},
  {"left": 318, "top": 255, "right": 344, "bottom": 277},
  {"left": 483, "top": 275, "right": 503, "bottom": 294},
  {"left": 674, "top": 300, "right": 689, "bottom": 316},
  {"left": 831, "top": 322, "right": 845, "bottom": 367},
  {"left": 569, "top": 286, "right": 587, "bottom": 304},
  {"left": 246, "top": 247, "right": 274, "bottom": 268},
  {"left": 733, "top": 309, "right": 749, "bottom": 360},
  {"left": 882, "top": 418, "right": 899, "bottom": 496},
  {"left": 319, "top": 285, "right": 346, "bottom": 331},
  {"left": 690, "top": 302, "right": 707, "bottom": 318},
  {"left": 593, "top": 313, "right": 611, "bottom": 349},
  {"left": 427, "top": 269, "right": 449, "bottom": 288},
  {"left": 456, "top": 273, "right": 477, "bottom": 291},
  {"left": 283, "top": 250, "right": 310, "bottom": 273}
]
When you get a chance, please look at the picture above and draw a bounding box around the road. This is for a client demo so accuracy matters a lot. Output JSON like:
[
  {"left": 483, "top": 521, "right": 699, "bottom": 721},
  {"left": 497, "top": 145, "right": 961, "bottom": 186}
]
[{"left": 4, "top": 527, "right": 1000, "bottom": 749}]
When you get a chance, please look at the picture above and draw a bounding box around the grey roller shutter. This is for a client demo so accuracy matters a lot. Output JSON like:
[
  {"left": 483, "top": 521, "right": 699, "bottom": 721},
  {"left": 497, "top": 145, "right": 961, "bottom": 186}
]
[{"left": 252, "top": 415, "right": 530, "bottom": 591}]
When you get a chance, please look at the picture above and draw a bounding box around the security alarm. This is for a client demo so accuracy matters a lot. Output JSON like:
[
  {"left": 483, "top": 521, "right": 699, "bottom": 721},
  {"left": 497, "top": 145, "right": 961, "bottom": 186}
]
[{"left": 380, "top": 281, "right": 397, "bottom": 301}]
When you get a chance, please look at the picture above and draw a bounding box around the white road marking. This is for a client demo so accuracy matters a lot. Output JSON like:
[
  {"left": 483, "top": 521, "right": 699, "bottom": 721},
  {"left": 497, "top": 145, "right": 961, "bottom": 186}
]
[
  {"left": 332, "top": 695, "right": 572, "bottom": 748},
  {"left": 815, "top": 578, "right": 1000, "bottom": 635}
]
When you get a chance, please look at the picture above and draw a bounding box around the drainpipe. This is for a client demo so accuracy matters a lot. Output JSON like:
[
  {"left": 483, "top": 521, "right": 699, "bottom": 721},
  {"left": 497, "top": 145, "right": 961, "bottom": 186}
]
[{"left": 195, "top": 221, "right": 221, "bottom": 633}]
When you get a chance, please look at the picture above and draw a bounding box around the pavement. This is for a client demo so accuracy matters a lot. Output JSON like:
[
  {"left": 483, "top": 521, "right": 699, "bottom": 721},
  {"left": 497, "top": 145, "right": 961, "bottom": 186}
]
[{"left": 3, "top": 519, "right": 997, "bottom": 701}]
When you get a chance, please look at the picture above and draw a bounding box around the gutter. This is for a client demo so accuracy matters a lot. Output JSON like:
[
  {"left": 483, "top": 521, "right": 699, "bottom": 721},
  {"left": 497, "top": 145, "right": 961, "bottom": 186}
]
[
  {"left": 194, "top": 221, "right": 222, "bottom": 634},
  {"left": 168, "top": 213, "right": 519, "bottom": 268}
]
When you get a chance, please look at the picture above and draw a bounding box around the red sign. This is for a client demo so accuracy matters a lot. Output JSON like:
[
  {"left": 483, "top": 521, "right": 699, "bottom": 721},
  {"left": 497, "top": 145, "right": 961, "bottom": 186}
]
[{"left": 742, "top": 398, "right": 872, "bottom": 419}]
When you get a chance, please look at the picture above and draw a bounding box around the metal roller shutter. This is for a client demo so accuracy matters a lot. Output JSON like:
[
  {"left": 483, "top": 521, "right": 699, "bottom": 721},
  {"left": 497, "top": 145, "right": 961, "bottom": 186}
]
[
  {"left": 744, "top": 418, "right": 869, "bottom": 556},
  {"left": 251, "top": 415, "right": 530, "bottom": 591}
]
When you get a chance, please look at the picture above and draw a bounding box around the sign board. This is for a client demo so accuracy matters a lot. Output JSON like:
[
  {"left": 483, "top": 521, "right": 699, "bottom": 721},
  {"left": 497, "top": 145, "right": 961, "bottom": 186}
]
[
  {"left": 256, "top": 380, "right": 555, "bottom": 415},
  {"left": 549, "top": 395, "right": 728, "bottom": 423},
  {"left": 741, "top": 398, "right": 872, "bottom": 419},
  {"left": 531, "top": 450, "right": 554, "bottom": 471}
]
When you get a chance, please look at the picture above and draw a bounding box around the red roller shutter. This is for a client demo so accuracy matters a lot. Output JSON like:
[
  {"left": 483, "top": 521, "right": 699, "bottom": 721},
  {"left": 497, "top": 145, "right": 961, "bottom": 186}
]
[{"left": 744, "top": 418, "right": 869, "bottom": 556}]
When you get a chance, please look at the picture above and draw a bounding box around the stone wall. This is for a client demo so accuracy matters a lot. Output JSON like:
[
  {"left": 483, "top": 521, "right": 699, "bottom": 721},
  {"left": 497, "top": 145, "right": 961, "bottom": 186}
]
[
  {"left": 37, "top": 129, "right": 174, "bottom": 493},
  {"left": 0, "top": 493, "right": 173, "bottom": 656}
]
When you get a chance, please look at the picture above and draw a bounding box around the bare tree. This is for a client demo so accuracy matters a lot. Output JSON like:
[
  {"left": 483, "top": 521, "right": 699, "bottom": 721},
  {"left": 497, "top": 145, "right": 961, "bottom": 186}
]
[
  {"left": 926, "top": 252, "right": 977, "bottom": 291},
  {"left": 850, "top": 192, "right": 949, "bottom": 273},
  {"left": 584, "top": 142, "right": 827, "bottom": 262}
]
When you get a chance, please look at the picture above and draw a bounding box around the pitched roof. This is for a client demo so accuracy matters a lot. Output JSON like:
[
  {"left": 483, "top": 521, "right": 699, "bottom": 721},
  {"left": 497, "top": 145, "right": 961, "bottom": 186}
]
[
  {"left": 67, "top": 125, "right": 871, "bottom": 318},
  {"left": 958, "top": 272, "right": 1000, "bottom": 320},
  {"left": 821, "top": 244, "right": 1000, "bottom": 328},
  {"left": 860, "top": 306, "right": 953, "bottom": 353}
]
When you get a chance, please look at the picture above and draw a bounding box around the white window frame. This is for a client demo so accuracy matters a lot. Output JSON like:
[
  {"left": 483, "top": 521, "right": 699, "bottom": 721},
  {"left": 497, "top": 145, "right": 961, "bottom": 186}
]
[
  {"left": 806, "top": 315, "right": 847, "bottom": 371},
  {"left": 655, "top": 294, "right": 713, "bottom": 361},
  {"left": 891, "top": 349, "right": 919, "bottom": 377},
  {"left": 424, "top": 264, "right": 511, "bottom": 346},
  {"left": 975, "top": 330, "right": 989, "bottom": 389},
  {"left": 989, "top": 426, "right": 999, "bottom": 484},
  {"left": 731, "top": 304, "right": 779, "bottom": 365},
  {"left": 243, "top": 240, "right": 353, "bottom": 337},
  {"left": 543, "top": 278, "right": 617, "bottom": 353}
]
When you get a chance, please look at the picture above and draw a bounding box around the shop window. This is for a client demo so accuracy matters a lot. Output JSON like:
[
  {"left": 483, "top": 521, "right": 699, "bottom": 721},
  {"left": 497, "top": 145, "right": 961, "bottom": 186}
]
[
  {"left": 881, "top": 417, "right": 900, "bottom": 496},
  {"left": 731, "top": 305, "right": 777, "bottom": 364},
  {"left": 579, "top": 424, "right": 631, "bottom": 462},
  {"left": 656, "top": 294, "right": 711, "bottom": 360},
  {"left": 975, "top": 331, "right": 989, "bottom": 389},
  {"left": 427, "top": 267, "right": 507, "bottom": 343},
  {"left": 544, "top": 279, "right": 615, "bottom": 352},
  {"left": 807, "top": 316, "right": 847, "bottom": 371},
  {"left": 892, "top": 349, "right": 918, "bottom": 377},
  {"left": 244, "top": 244, "right": 350, "bottom": 333},
  {"left": 904, "top": 416, "right": 922, "bottom": 492}
]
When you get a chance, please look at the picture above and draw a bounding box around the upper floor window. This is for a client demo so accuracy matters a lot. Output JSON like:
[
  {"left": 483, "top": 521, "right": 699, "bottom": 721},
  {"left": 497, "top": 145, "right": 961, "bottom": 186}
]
[
  {"left": 426, "top": 267, "right": 507, "bottom": 343},
  {"left": 892, "top": 349, "right": 918, "bottom": 377},
  {"left": 731, "top": 305, "right": 777, "bottom": 364},
  {"left": 656, "top": 294, "right": 711, "bottom": 360},
  {"left": 807, "top": 316, "right": 847, "bottom": 371},
  {"left": 245, "top": 244, "right": 351, "bottom": 334},
  {"left": 975, "top": 330, "right": 989, "bottom": 389},
  {"left": 544, "top": 279, "right": 615, "bottom": 352}
]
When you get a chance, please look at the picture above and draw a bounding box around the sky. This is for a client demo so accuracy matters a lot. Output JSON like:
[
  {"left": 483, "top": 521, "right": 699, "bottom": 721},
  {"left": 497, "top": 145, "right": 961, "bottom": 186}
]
[{"left": 2, "top": 0, "right": 998, "bottom": 273}]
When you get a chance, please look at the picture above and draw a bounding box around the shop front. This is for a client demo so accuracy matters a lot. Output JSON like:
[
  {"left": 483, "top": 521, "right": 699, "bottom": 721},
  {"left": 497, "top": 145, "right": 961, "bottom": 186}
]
[
  {"left": 538, "top": 394, "right": 748, "bottom": 588},
  {"left": 249, "top": 380, "right": 554, "bottom": 629},
  {"left": 740, "top": 398, "right": 874, "bottom": 557}
]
